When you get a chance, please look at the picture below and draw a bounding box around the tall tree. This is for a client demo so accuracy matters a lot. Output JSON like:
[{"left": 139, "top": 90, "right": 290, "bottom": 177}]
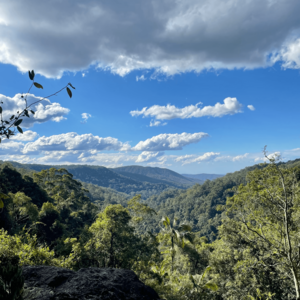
[
  {"left": 87, "top": 204, "right": 135, "bottom": 268},
  {"left": 221, "top": 157, "right": 300, "bottom": 299}
]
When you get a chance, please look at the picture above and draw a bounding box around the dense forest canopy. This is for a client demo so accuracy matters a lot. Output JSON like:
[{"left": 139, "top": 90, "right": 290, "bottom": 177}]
[{"left": 2, "top": 158, "right": 300, "bottom": 299}]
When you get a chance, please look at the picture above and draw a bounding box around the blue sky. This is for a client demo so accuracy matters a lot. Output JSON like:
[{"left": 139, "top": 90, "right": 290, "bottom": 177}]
[{"left": 0, "top": 0, "right": 300, "bottom": 174}]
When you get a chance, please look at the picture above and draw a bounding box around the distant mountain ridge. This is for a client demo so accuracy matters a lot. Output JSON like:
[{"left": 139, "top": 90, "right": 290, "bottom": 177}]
[
  {"left": 2, "top": 161, "right": 198, "bottom": 198},
  {"left": 111, "top": 165, "right": 203, "bottom": 186},
  {"left": 182, "top": 173, "right": 224, "bottom": 181},
  {"left": 2, "top": 161, "right": 225, "bottom": 199}
]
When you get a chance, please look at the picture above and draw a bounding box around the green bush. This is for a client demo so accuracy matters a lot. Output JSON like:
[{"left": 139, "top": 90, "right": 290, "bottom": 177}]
[{"left": 0, "top": 254, "right": 24, "bottom": 300}]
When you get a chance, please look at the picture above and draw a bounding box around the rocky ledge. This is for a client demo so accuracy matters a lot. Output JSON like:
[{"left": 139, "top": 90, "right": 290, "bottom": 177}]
[{"left": 22, "top": 266, "right": 162, "bottom": 300}]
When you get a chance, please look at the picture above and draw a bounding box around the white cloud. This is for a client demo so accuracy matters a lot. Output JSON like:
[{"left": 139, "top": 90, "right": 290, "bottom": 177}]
[
  {"left": 136, "top": 75, "right": 146, "bottom": 82},
  {"left": 274, "top": 38, "right": 300, "bottom": 69},
  {"left": 81, "top": 113, "right": 92, "bottom": 124},
  {"left": 23, "top": 132, "right": 131, "bottom": 154},
  {"left": 215, "top": 153, "right": 250, "bottom": 162},
  {"left": 0, "top": 1, "right": 300, "bottom": 78},
  {"left": 264, "top": 151, "right": 281, "bottom": 162},
  {"left": 175, "top": 152, "right": 220, "bottom": 165},
  {"left": 133, "top": 132, "right": 208, "bottom": 151},
  {"left": 253, "top": 151, "right": 281, "bottom": 163},
  {"left": 0, "top": 141, "right": 24, "bottom": 154},
  {"left": 254, "top": 157, "right": 263, "bottom": 162},
  {"left": 0, "top": 154, "right": 37, "bottom": 164},
  {"left": 232, "top": 153, "right": 249, "bottom": 161},
  {"left": 79, "top": 153, "right": 137, "bottom": 168},
  {"left": 149, "top": 120, "right": 167, "bottom": 127},
  {"left": 0, "top": 93, "right": 69, "bottom": 128},
  {"left": 136, "top": 151, "right": 164, "bottom": 163},
  {"left": 11, "top": 130, "right": 38, "bottom": 141},
  {"left": 130, "top": 98, "right": 243, "bottom": 121},
  {"left": 247, "top": 105, "right": 255, "bottom": 111}
]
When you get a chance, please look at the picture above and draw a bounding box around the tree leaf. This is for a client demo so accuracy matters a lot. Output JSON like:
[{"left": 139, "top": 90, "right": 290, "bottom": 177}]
[
  {"left": 28, "top": 70, "right": 35, "bottom": 80},
  {"left": 67, "top": 87, "right": 72, "bottom": 98},
  {"left": 17, "top": 126, "right": 23, "bottom": 134},
  {"left": 0, "top": 199, "right": 3, "bottom": 209},
  {"left": 30, "top": 110, "right": 35, "bottom": 114},
  {"left": 14, "top": 119, "right": 23, "bottom": 126},
  {"left": 34, "top": 82, "right": 43, "bottom": 89},
  {"left": 204, "top": 282, "right": 218, "bottom": 291},
  {"left": 0, "top": 192, "right": 9, "bottom": 200},
  {"left": 0, "top": 106, "right": 2, "bottom": 113},
  {"left": 69, "top": 83, "right": 76, "bottom": 89}
]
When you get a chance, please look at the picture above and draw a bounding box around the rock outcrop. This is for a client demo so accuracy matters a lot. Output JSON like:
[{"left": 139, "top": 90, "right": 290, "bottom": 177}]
[{"left": 22, "top": 266, "right": 162, "bottom": 300}]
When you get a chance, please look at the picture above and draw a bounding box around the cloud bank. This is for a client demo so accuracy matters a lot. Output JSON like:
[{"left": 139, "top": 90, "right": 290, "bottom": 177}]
[
  {"left": 132, "top": 132, "right": 208, "bottom": 151},
  {"left": 131, "top": 98, "right": 243, "bottom": 121},
  {"left": 0, "top": 1, "right": 300, "bottom": 77},
  {"left": 0, "top": 93, "right": 69, "bottom": 128},
  {"left": 175, "top": 152, "right": 220, "bottom": 165},
  {"left": 23, "top": 132, "right": 130, "bottom": 153}
]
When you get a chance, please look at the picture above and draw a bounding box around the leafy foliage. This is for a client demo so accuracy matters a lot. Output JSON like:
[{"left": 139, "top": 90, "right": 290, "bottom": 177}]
[
  {"left": 2, "top": 158, "right": 300, "bottom": 299},
  {"left": 0, "top": 70, "right": 74, "bottom": 141},
  {"left": 0, "top": 253, "right": 24, "bottom": 300}
]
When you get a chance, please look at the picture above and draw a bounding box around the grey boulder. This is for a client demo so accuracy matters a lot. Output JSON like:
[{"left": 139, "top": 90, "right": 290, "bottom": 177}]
[{"left": 22, "top": 266, "right": 162, "bottom": 300}]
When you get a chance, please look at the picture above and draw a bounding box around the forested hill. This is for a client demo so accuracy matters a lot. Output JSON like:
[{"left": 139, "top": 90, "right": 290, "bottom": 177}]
[
  {"left": 5, "top": 158, "right": 300, "bottom": 242},
  {"left": 139, "top": 159, "right": 300, "bottom": 240},
  {"left": 182, "top": 173, "right": 224, "bottom": 181},
  {"left": 111, "top": 165, "right": 202, "bottom": 186},
  {"left": 4, "top": 161, "right": 188, "bottom": 198}
]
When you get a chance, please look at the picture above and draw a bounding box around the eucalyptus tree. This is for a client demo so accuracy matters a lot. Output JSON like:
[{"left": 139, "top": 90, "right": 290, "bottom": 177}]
[
  {"left": 127, "top": 194, "right": 156, "bottom": 224},
  {"left": 87, "top": 204, "right": 135, "bottom": 268},
  {"left": 7, "top": 192, "right": 38, "bottom": 233},
  {"left": 218, "top": 153, "right": 300, "bottom": 299}
]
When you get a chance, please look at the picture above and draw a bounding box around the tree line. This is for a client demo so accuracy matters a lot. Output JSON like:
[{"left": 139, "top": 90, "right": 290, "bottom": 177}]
[{"left": 1, "top": 156, "right": 300, "bottom": 299}]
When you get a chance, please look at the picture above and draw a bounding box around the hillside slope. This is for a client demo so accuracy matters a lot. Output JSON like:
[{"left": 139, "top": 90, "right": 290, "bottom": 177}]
[
  {"left": 140, "top": 160, "right": 300, "bottom": 240},
  {"left": 5, "top": 162, "right": 178, "bottom": 198},
  {"left": 182, "top": 173, "right": 224, "bottom": 181},
  {"left": 112, "top": 165, "right": 202, "bottom": 186}
]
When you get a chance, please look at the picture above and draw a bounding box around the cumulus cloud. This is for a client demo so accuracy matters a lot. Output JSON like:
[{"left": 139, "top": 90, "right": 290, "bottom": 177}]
[
  {"left": 11, "top": 130, "right": 38, "bottom": 141},
  {"left": 264, "top": 151, "right": 281, "bottom": 162},
  {"left": 247, "top": 105, "right": 255, "bottom": 111},
  {"left": 133, "top": 132, "right": 208, "bottom": 151},
  {"left": 175, "top": 152, "right": 220, "bottom": 165},
  {"left": 0, "top": 1, "right": 300, "bottom": 78},
  {"left": 79, "top": 153, "right": 138, "bottom": 168},
  {"left": 23, "top": 132, "right": 131, "bottom": 153},
  {"left": 150, "top": 120, "right": 167, "bottom": 127},
  {"left": 274, "top": 38, "right": 300, "bottom": 69},
  {"left": 136, "top": 75, "right": 146, "bottom": 82},
  {"left": 232, "top": 153, "right": 249, "bottom": 161},
  {"left": 0, "top": 154, "right": 37, "bottom": 164},
  {"left": 253, "top": 151, "right": 281, "bottom": 162},
  {"left": 0, "top": 93, "right": 69, "bottom": 128},
  {"left": 81, "top": 113, "right": 92, "bottom": 124},
  {"left": 215, "top": 153, "right": 250, "bottom": 162},
  {"left": 136, "top": 151, "right": 164, "bottom": 163},
  {"left": 0, "top": 141, "right": 24, "bottom": 154},
  {"left": 131, "top": 98, "right": 243, "bottom": 121}
]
